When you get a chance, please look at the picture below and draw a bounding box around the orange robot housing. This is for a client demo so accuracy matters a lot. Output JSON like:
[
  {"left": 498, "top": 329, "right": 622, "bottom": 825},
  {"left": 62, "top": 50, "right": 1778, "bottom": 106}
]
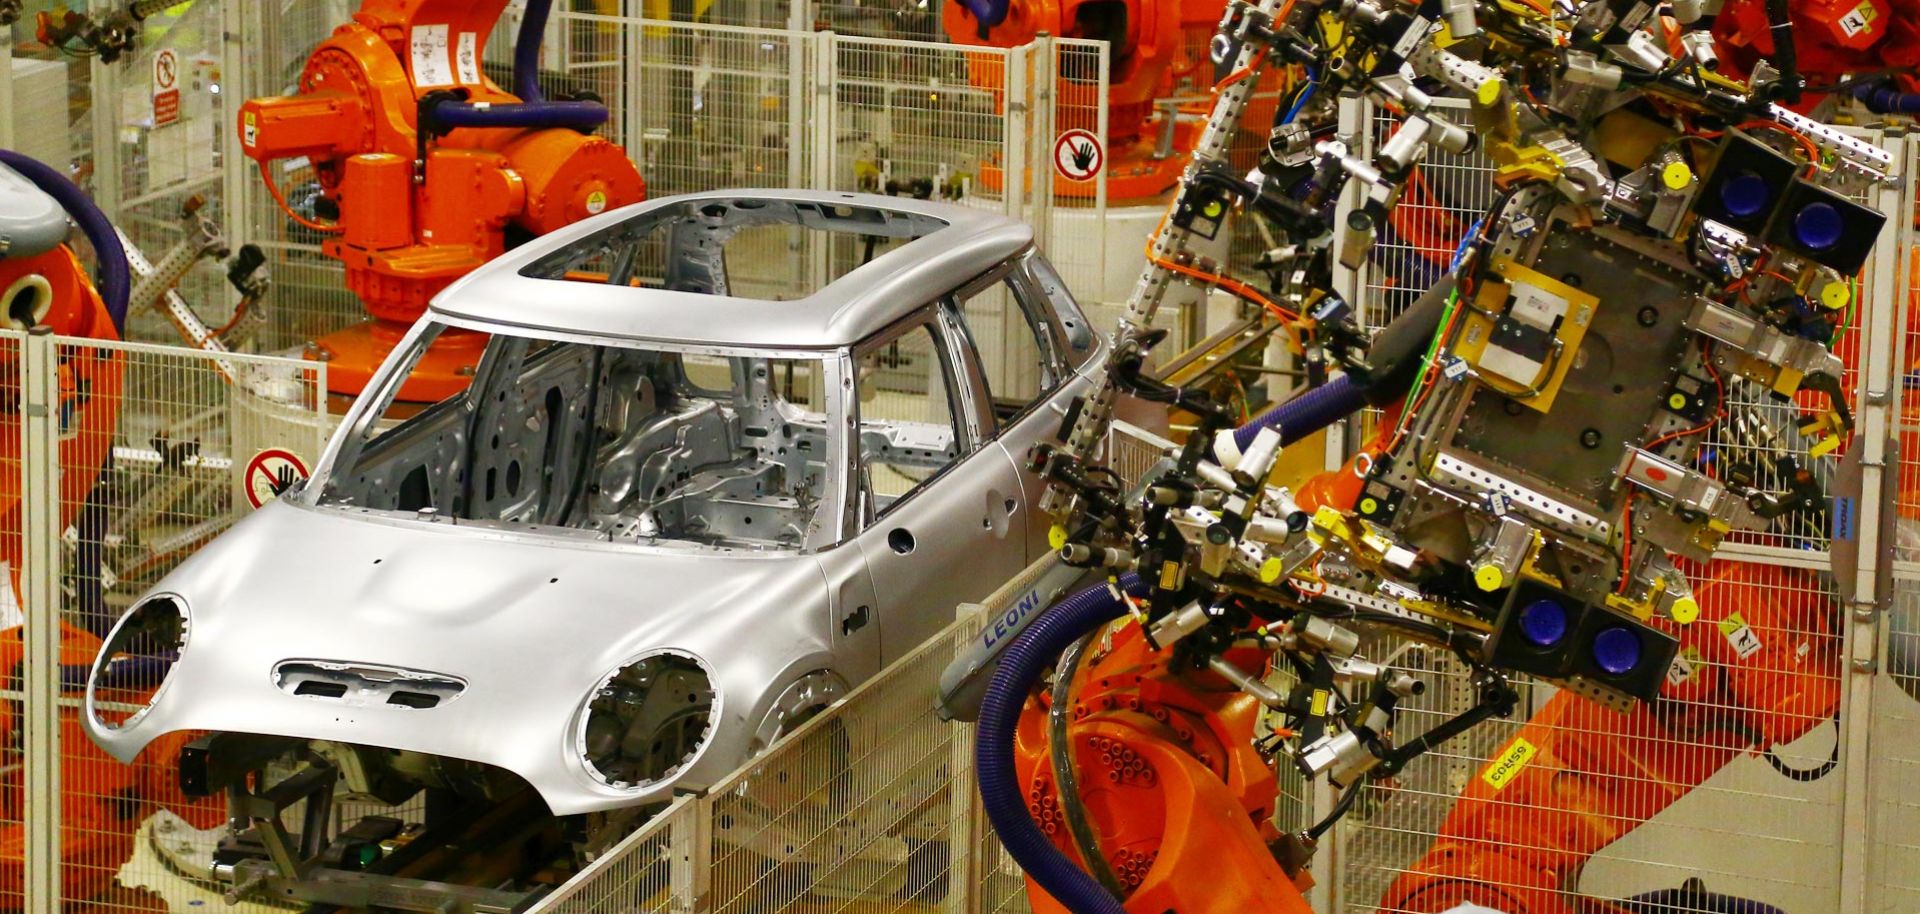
[
  {"left": 240, "top": 0, "right": 644, "bottom": 402},
  {"left": 1015, "top": 623, "right": 1316, "bottom": 914},
  {"left": 944, "top": 0, "right": 1261, "bottom": 200}
]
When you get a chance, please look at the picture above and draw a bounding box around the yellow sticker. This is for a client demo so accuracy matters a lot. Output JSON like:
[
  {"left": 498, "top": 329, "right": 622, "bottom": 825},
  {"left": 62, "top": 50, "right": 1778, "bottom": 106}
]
[
  {"left": 1158, "top": 560, "right": 1182, "bottom": 590},
  {"left": 1048, "top": 524, "right": 1068, "bottom": 550},
  {"left": 1259, "top": 556, "right": 1284, "bottom": 583},
  {"left": 1482, "top": 737, "right": 1537, "bottom": 791},
  {"left": 586, "top": 189, "right": 609, "bottom": 214},
  {"left": 1309, "top": 689, "right": 1330, "bottom": 717}
]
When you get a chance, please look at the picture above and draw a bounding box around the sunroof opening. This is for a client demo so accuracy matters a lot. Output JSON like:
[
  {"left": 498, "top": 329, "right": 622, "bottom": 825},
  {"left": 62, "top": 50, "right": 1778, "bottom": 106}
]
[{"left": 519, "top": 198, "right": 951, "bottom": 301}]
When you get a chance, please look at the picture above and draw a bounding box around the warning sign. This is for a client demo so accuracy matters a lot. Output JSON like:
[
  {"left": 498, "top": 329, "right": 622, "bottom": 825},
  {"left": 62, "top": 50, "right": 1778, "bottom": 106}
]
[
  {"left": 244, "top": 448, "right": 311, "bottom": 509},
  {"left": 1053, "top": 129, "right": 1103, "bottom": 182},
  {"left": 152, "top": 48, "right": 181, "bottom": 127}
]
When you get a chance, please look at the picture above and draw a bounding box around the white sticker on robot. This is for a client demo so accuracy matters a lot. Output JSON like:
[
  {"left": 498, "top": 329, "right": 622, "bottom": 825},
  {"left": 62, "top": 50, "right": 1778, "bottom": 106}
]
[
  {"left": 0, "top": 562, "right": 21, "bottom": 631},
  {"left": 456, "top": 32, "right": 481, "bottom": 84},
  {"left": 1666, "top": 647, "right": 1697, "bottom": 687},
  {"left": 1838, "top": 2, "right": 1877, "bottom": 38},
  {"left": 410, "top": 24, "right": 454, "bottom": 88},
  {"left": 1719, "top": 611, "right": 1764, "bottom": 660}
]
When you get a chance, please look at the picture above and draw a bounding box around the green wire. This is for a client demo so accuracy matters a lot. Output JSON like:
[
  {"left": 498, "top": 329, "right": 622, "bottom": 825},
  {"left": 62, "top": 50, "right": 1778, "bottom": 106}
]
[
  {"left": 1831, "top": 273, "right": 1860, "bottom": 346},
  {"left": 1404, "top": 287, "right": 1461, "bottom": 406}
]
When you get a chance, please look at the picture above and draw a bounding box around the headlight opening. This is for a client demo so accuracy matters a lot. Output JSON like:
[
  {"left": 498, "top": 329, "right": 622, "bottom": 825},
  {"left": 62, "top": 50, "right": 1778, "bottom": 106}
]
[
  {"left": 89, "top": 594, "right": 190, "bottom": 730},
  {"left": 578, "top": 651, "right": 718, "bottom": 790}
]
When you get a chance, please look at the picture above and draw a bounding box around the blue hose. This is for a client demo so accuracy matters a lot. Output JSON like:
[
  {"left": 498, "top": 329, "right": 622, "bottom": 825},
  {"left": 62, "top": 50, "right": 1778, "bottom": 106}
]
[
  {"left": 0, "top": 149, "right": 129, "bottom": 332},
  {"left": 426, "top": 99, "right": 609, "bottom": 132},
  {"left": 1231, "top": 372, "right": 1367, "bottom": 451},
  {"left": 977, "top": 573, "right": 1143, "bottom": 914},
  {"left": 957, "top": 0, "right": 1011, "bottom": 29},
  {"left": 1854, "top": 82, "right": 1920, "bottom": 115},
  {"left": 515, "top": 0, "right": 555, "bottom": 102}
]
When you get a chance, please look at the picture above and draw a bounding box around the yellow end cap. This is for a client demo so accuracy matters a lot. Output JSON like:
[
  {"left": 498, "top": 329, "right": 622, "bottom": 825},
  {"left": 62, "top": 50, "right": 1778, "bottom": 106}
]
[
  {"left": 1048, "top": 524, "right": 1067, "bottom": 550},
  {"left": 1358, "top": 496, "right": 1379, "bottom": 515},
  {"left": 1474, "top": 564, "right": 1506, "bottom": 591},
  {"left": 1820, "top": 280, "right": 1852, "bottom": 310},
  {"left": 1670, "top": 596, "right": 1700, "bottom": 625},
  {"left": 1660, "top": 161, "right": 1693, "bottom": 190},
  {"left": 1260, "top": 557, "right": 1284, "bottom": 584},
  {"left": 1667, "top": 392, "right": 1688, "bottom": 410},
  {"left": 1475, "top": 79, "right": 1503, "bottom": 107}
]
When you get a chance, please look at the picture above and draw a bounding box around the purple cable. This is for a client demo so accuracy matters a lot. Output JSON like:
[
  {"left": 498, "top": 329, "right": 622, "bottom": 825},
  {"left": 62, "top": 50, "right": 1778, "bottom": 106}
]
[{"left": 0, "top": 149, "right": 130, "bottom": 332}]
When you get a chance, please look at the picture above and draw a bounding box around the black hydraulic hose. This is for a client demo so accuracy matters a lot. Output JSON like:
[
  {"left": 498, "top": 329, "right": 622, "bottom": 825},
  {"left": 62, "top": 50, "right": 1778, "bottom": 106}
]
[
  {"left": 1049, "top": 631, "right": 1125, "bottom": 896},
  {"left": 1763, "top": 0, "right": 1801, "bottom": 103},
  {"left": 0, "top": 149, "right": 129, "bottom": 332},
  {"left": 978, "top": 573, "right": 1143, "bottom": 914}
]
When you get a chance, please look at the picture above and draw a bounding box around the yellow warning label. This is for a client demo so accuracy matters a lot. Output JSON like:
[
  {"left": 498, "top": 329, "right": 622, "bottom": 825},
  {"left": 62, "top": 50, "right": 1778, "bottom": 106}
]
[
  {"left": 1309, "top": 689, "right": 1331, "bottom": 717},
  {"left": 1482, "top": 737, "right": 1537, "bottom": 791}
]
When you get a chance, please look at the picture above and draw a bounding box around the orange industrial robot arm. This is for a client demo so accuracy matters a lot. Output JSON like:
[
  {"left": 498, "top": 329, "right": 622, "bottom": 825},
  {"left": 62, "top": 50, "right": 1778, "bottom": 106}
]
[{"left": 239, "top": 0, "right": 644, "bottom": 399}]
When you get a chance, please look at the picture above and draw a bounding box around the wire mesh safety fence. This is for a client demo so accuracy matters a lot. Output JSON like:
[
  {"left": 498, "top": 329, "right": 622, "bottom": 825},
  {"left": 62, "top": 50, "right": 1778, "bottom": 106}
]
[
  {"left": 1324, "top": 115, "right": 1914, "bottom": 914},
  {"left": 7, "top": 335, "right": 326, "bottom": 914}
]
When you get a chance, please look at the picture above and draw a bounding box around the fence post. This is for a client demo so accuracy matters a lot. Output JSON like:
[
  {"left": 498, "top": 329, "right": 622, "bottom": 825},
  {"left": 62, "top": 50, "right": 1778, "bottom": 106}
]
[
  {"left": 946, "top": 612, "right": 985, "bottom": 914},
  {"left": 0, "top": 38, "right": 13, "bottom": 150},
  {"left": 1028, "top": 35, "right": 1056, "bottom": 253},
  {"left": 21, "top": 327, "right": 63, "bottom": 914},
  {"left": 1004, "top": 46, "right": 1029, "bottom": 224},
  {"left": 87, "top": 0, "right": 121, "bottom": 216},
  {"left": 1093, "top": 39, "right": 1110, "bottom": 296},
  {"left": 809, "top": 31, "right": 837, "bottom": 291},
  {"left": 1839, "top": 131, "right": 1910, "bottom": 914},
  {"left": 671, "top": 795, "right": 714, "bottom": 914},
  {"left": 785, "top": 25, "right": 807, "bottom": 189},
  {"left": 623, "top": 0, "right": 648, "bottom": 164}
]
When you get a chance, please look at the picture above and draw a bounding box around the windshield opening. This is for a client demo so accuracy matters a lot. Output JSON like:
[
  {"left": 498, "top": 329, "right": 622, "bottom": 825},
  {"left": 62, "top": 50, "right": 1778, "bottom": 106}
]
[{"left": 317, "top": 324, "right": 838, "bottom": 552}]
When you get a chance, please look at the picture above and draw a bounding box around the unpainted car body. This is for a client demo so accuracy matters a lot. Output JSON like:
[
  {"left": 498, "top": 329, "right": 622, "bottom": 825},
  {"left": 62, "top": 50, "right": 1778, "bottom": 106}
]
[{"left": 84, "top": 191, "right": 1105, "bottom": 819}]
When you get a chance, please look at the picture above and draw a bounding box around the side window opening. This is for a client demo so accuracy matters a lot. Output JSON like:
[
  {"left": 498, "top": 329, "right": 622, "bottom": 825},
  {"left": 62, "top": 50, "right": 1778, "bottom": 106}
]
[
  {"left": 855, "top": 322, "right": 965, "bottom": 521},
  {"left": 952, "top": 273, "right": 1061, "bottom": 427}
]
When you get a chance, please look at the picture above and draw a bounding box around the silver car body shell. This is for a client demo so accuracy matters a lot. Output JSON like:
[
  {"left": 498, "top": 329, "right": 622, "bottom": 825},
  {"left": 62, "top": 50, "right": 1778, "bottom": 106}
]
[{"left": 84, "top": 190, "right": 1104, "bottom": 816}]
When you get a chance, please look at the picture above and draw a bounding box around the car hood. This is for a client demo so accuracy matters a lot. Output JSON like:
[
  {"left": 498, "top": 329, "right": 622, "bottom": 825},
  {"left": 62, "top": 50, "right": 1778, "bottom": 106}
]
[{"left": 83, "top": 499, "right": 836, "bottom": 815}]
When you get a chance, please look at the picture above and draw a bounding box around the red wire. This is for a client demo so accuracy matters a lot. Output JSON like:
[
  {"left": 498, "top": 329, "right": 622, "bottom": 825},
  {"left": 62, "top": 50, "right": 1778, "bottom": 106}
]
[{"left": 258, "top": 161, "right": 343, "bottom": 236}]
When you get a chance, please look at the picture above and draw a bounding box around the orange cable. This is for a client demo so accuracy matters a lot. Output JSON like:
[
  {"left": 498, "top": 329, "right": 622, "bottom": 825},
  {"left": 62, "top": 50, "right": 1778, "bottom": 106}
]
[{"left": 258, "top": 161, "right": 344, "bottom": 236}]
